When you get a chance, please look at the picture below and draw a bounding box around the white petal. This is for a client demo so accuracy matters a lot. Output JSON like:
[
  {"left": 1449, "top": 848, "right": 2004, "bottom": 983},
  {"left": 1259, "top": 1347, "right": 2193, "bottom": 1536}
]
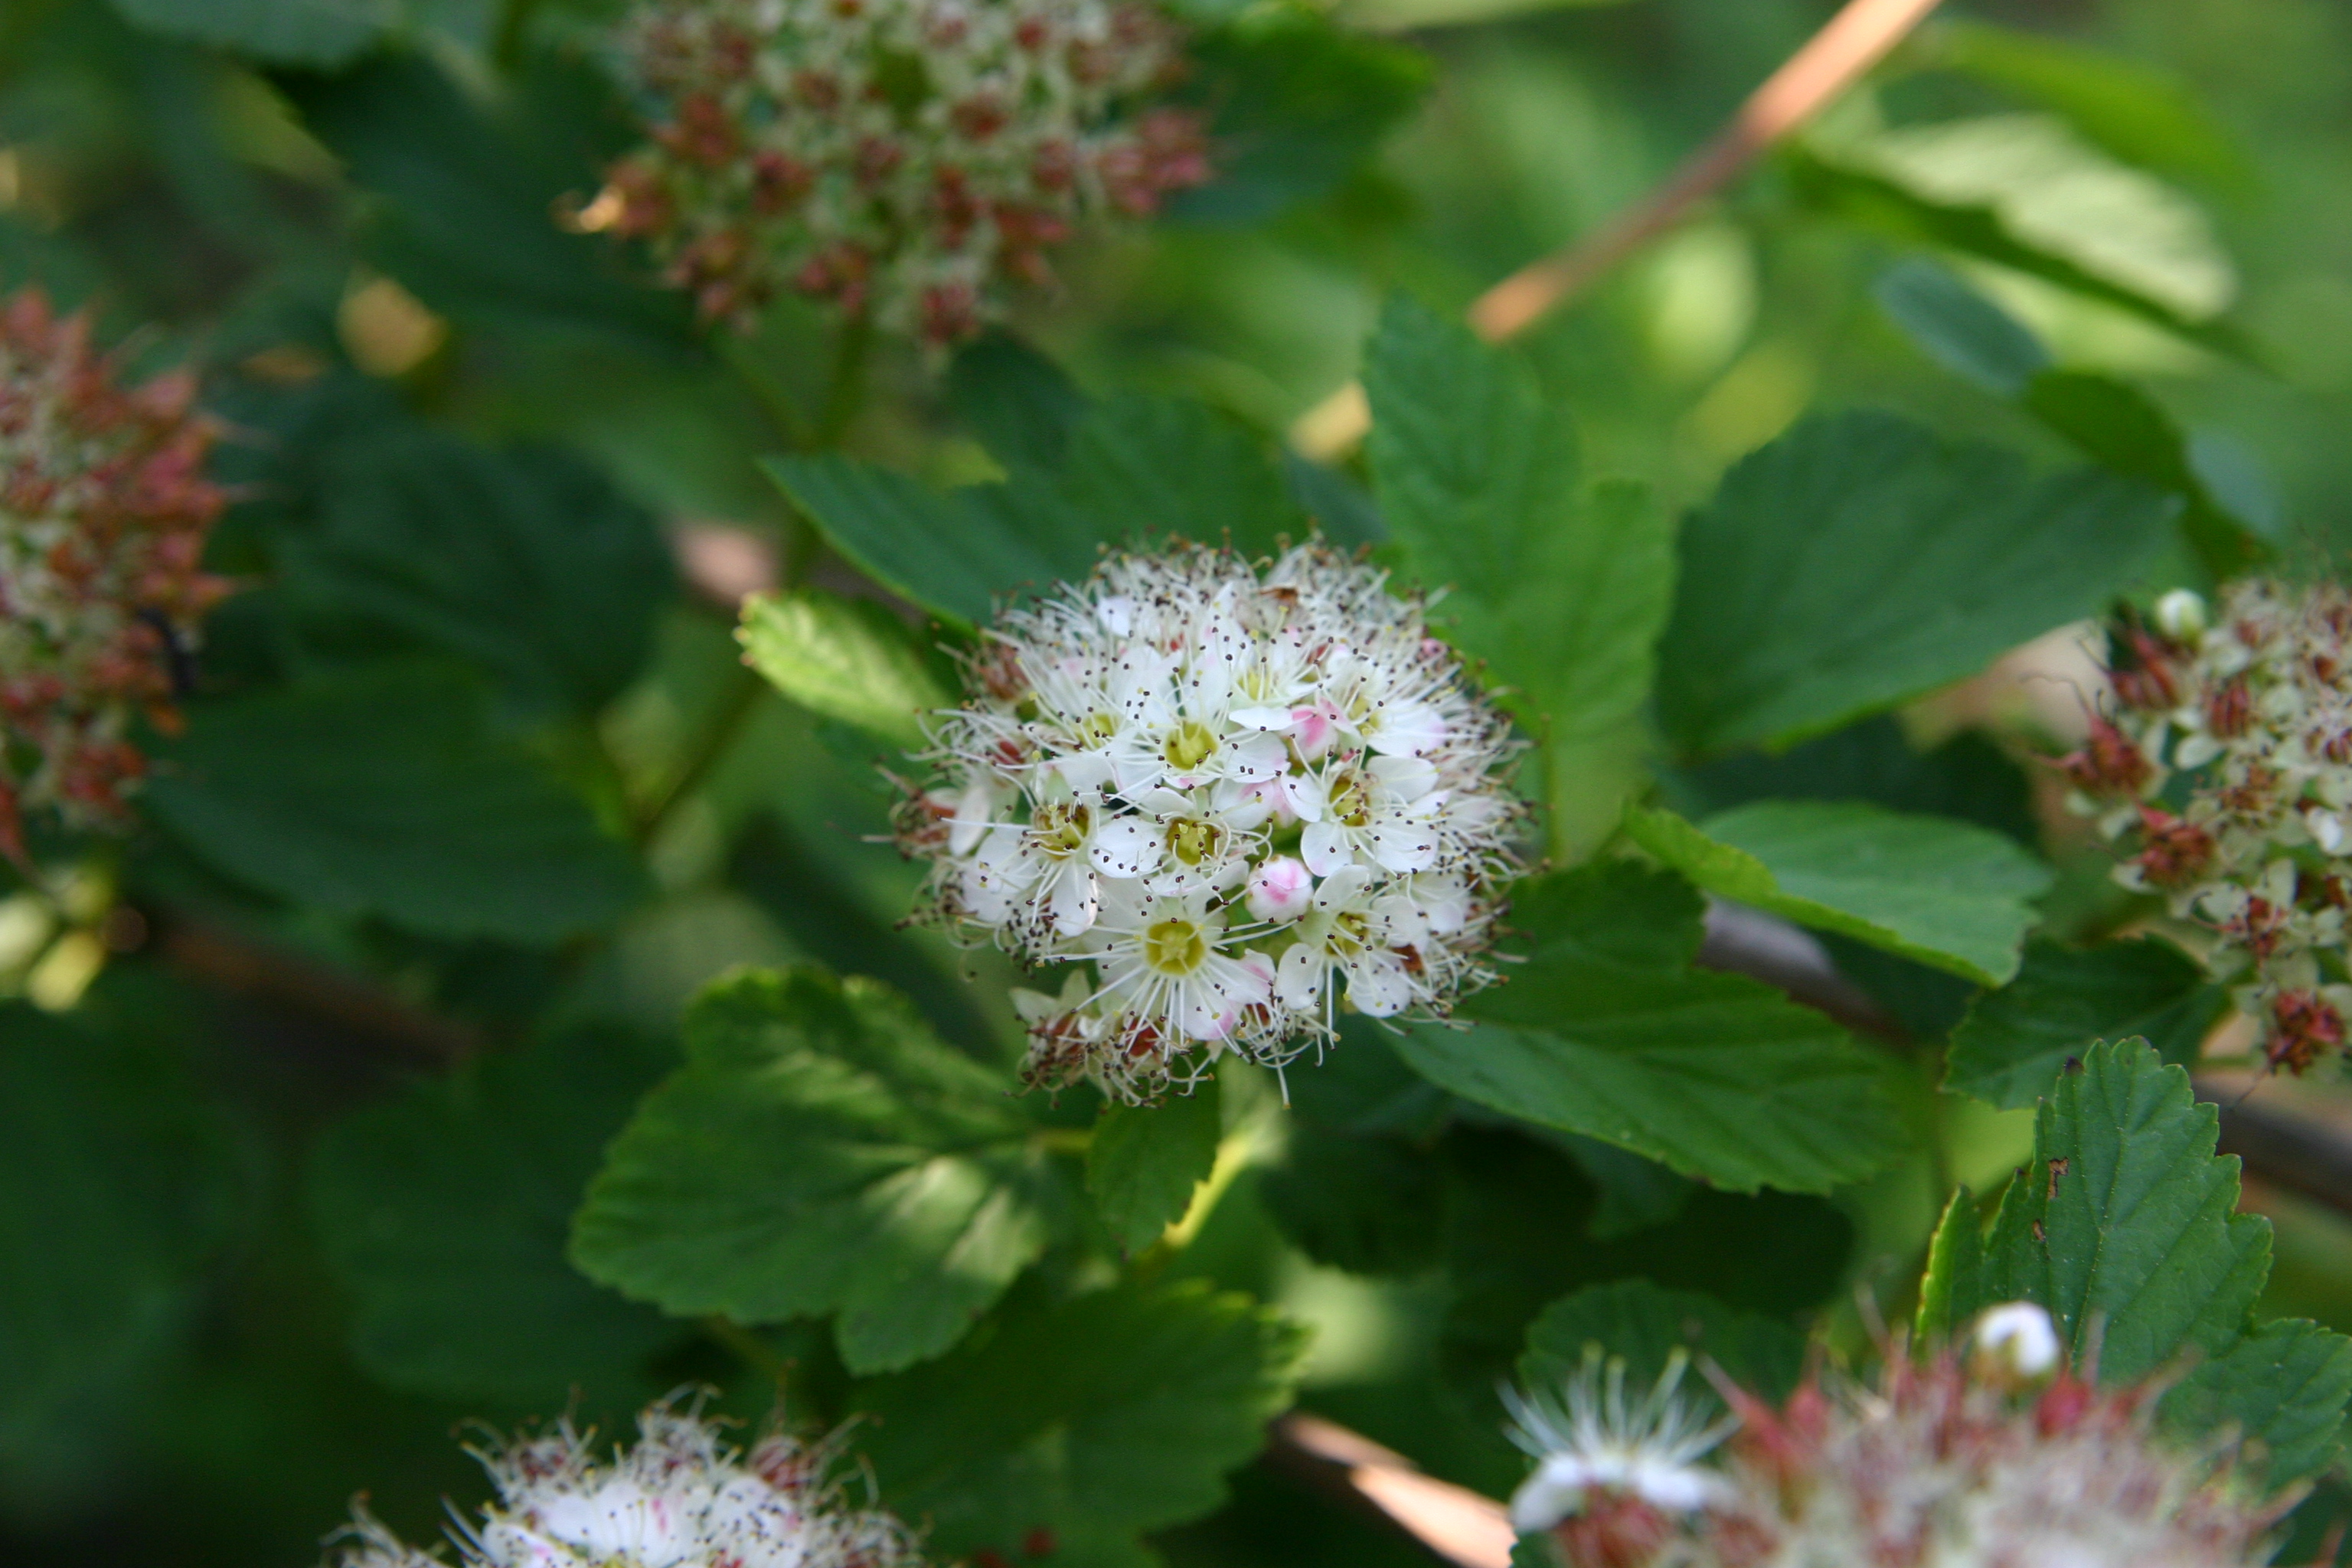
[
  {"left": 1368, "top": 754, "right": 1439, "bottom": 801},
  {"left": 1344, "top": 956, "right": 1412, "bottom": 1017},
  {"left": 1276, "top": 945, "right": 1325, "bottom": 1011},
  {"left": 1367, "top": 701, "right": 1447, "bottom": 757},
  {"left": 1315, "top": 863, "right": 1375, "bottom": 909},
  {"left": 1048, "top": 867, "right": 1099, "bottom": 936},
  {"left": 1228, "top": 706, "right": 1296, "bottom": 732},
  {"left": 1090, "top": 818, "right": 1161, "bottom": 878},
  {"left": 1368, "top": 824, "right": 1440, "bottom": 874},
  {"left": 1227, "top": 733, "right": 1288, "bottom": 783},
  {"left": 1301, "top": 820, "right": 1353, "bottom": 877}
]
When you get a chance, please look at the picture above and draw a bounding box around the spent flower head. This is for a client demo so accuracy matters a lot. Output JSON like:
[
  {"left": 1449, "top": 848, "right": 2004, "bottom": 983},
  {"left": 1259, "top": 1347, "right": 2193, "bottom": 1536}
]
[
  {"left": 593, "top": 0, "right": 1211, "bottom": 343},
  {"left": 1509, "top": 1302, "right": 2299, "bottom": 1568},
  {"left": 2063, "top": 579, "right": 2352, "bottom": 1073},
  {"left": 329, "top": 1396, "right": 920, "bottom": 1568},
  {"left": 893, "top": 541, "right": 1526, "bottom": 1103},
  {"left": 0, "top": 288, "right": 227, "bottom": 862}
]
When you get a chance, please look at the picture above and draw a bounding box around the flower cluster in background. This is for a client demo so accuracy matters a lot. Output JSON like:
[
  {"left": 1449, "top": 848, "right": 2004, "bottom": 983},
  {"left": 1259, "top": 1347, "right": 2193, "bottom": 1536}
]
[
  {"left": 593, "top": 0, "right": 1212, "bottom": 343},
  {"left": 895, "top": 542, "right": 1524, "bottom": 1103},
  {"left": 2063, "top": 580, "right": 2352, "bottom": 1073},
  {"left": 335, "top": 1398, "right": 921, "bottom": 1568},
  {"left": 0, "top": 288, "right": 227, "bottom": 864},
  {"left": 1508, "top": 1302, "right": 2295, "bottom": 1568}
]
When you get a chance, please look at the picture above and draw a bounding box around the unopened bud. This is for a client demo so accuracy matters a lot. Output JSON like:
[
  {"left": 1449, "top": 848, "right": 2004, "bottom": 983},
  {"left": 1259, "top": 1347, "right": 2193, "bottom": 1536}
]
[
  {"left": 1245, "top": 854, "right": 1313, "bottom": 923},
  {"left": 2154, "top": 588, "right": 2208, "bottom": 642},
  {"left": 1971, "top": 1301, "right": 2061, "bottom": 1386}
]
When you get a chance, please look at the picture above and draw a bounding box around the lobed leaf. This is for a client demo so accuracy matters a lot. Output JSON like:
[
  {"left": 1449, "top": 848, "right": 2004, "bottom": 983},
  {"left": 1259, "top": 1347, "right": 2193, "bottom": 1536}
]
[
  {"left": 570, "top": 966, "right": 1065, "bottom": 1374},
  {"left": 854, "top": 1279, "right": 1309, "bottom": 1568},
  {"left": 1625, "top": 799, "right": 2053, "bottom": 987}
]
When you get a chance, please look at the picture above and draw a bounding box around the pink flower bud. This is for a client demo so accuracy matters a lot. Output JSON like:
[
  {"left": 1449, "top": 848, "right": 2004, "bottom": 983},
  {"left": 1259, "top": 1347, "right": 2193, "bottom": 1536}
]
[{"left": 1246, "top": 854, "right": 1313, "bottom": 923}]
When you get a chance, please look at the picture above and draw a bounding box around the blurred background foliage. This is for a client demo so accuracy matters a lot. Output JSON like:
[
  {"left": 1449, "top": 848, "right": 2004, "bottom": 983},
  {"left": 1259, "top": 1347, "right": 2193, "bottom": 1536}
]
[{"left": 5, "top": 0, "right": 2352, "bottom": 1563}]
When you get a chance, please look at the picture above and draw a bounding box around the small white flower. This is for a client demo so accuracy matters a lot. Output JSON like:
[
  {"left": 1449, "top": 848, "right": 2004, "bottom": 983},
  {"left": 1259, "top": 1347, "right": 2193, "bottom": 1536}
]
[
  {"left": 1502, "top": 1349, "right": 1735, "bottom": 1534},
  {"left": 897, "top": 542, "right": 1525, "bottom": 1103},
  {"left": 2154, "top": 587, "right": 2207, "bottom": 642},
  {"left": 331, "top": 1397, "right": 918, "bottom": 1568}
]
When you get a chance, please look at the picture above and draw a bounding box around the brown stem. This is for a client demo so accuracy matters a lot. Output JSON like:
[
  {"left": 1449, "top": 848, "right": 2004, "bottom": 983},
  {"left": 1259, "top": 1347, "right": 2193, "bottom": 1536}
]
[
  {"left": 1466, "top": 0, "right": 1948, "bottom": 341},
  {"left": 1263, "top": 1413, "right": 1514, "bottom": 1568}
]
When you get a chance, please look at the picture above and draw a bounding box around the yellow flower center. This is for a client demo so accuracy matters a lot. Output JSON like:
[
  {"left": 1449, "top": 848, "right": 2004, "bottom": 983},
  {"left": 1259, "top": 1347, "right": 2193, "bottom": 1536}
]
[
  {"left": 1328, "top": 772, "right": 1372, "bottom": 828},
  {"left": 1163, "top": 720, "right": 1219, "bottom": 771},
  {"left": 1031, "top": 800, "right": 1092, "bottom": 858},
  {"left": 1165, "top": 817, "right": 1226, "bottom": 867},
  {"left": 1142, "top": 917, "right": 1210, "bottom": 975}
]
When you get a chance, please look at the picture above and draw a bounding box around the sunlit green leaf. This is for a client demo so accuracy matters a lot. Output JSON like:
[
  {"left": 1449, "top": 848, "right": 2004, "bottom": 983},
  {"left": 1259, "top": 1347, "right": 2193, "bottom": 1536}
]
[
  {"left": 570, "top": 966, "right": 1066, "bottom": 1374},
  {"left": 737, "top": 588, "right": 948, "bottom": 748},
  {"left": 109, "top": 0, "right": 392, "bottom": 67},
  {"left": 1625, "top": 800, "right": 2052, "bottom": 986},
  {"left": 1086, "top": 1078, "right": 1221, "bottom": 1254}
]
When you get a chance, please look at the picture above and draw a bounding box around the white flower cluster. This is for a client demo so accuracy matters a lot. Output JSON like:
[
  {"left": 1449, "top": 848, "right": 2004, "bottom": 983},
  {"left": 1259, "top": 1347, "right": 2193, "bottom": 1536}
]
[
  {"left": 896, "top": 542, "right": 1524, "bottom": 1104},
  {"left": 332, "top": 1399, "right": 919, "bottom": 1568},
  {"left": 1508, "top": 1304, "right": 2294, "bottom": 1568},
  {"left": 2063, "top": 581, "right": 2352, "bottom": 1072},
  {"left": 596, "top": 0, "right": 1209, "bottom": 341}
]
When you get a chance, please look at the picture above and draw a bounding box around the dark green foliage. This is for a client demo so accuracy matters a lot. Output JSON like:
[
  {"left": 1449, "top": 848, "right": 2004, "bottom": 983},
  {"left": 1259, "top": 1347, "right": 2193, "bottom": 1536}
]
[
  {"left": 0, "top": 1004, "right": 243, "bottom": 1448},
  {"left": 1945, "top": 937, "right": 2227, "bottom": 1109},
  {"left": 1172, "top": 8, "right": 1432, "bottom": 224},
  {"left": 308, "top": 1028, "right": 686, "bottom": 1406},
  {"left": 1261, "top": 1123, "right": 1446, "bottom": 1276},
  {"left": 145, "top": 663, "right": 646, "bottom": 945},
  {"left": 283, "top": 430, "right": 674, "bottom": 714},
  {"left": 1518, "top": 1279, "right": 1807, "bottom": 1408},
  {"left": 1677, "top": 715, "right": 2040, "bottom": 849}
]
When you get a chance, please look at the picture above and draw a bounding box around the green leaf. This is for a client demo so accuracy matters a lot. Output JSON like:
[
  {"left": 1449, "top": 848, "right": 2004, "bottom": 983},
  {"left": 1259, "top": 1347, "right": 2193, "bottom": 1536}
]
[
  {"left": 1675, "top": 714, "right": 2039, "bottom": 850},
  {"left": 1945, "top": 937, "right": 2227, "bottom": 1110},
  {"left": 737, "top": 588, "right": 949, "bottom": 749},
  {"left": 1260, "top": 1123, "right": 1446, "bottom": 1275},
  {"left": 2022, "top": 369, "right": 2271, "bottom": 578},
  {"left": 2161, "top": 1318, "right": 2352, "bottom": 1485},
  {"left": 108, "top": 0, "right": 393, "bottom": 67},
  {"left": 1086, "top": 1078, "right": 1222, "bottom": 1254},
  {"left": 309, "top": 1029, "right": 685, "bottom": 1406},
  {"left": 1625, "top": 800, "right": 2053, "bottom": 986},
  {"left": 1655, "top": 410, "right": 2177, "bottom": 756},
  {"left": 285, "top": 431, "right": 674, "bottom": 714},
  {"left": 1928, "top": 1040, "right": 2352, "bottom": 1483},
  {"left": 145, "top": 664, "right": 645, "bottom": 946},
  {"left": 1364, "top": 297, "right": 1673, "bottom": 742},
  {"left": 570, "top": 966, "right": 1063, "bottom": 1375},
  {"left": 1913, "top": 1186, "right": 1988, "bottom": 1345},
  {"left": 1935, "top": 21, "right": 2252, "bottom": 191},
  {"left": 1172, "top": 9, "right": 1432, "bottom": 224},
  {"left": 768, "top": 396, "right": 1306, "bottom": 628},
  {"left": 285, "top": 56, "right": 694, "bottom": 354},
  {"left": 1873, "top": 257, "right": 2050, "bottom": 395},
  {"left": 1518, "top": 1279, "right": 1806, "bottom": 1409},
  {"left": 1393, "top": 863, "right": 1906, "bottom": 1194},
  {"left": 1786, "top": 119, "right": 2250, "bottom": 357},
  {"left": 0, "top": 1004, "right": 241, "bottom": 1437},
  {"left": 854, "top": 1279, "right": 1308, "bottom": 1568},
  {"left": 1549, "top": 1134, "right": 1696, "bottom": 1240},
  {"left": 1441, "top": 1127, "right": 1851, "bottom": 1403},
  {"left": 948, "top": 333, "right": 1088, "bottom": 476},
  {"left": 763, "top": 453, "right": 1050, "bottom": 628},
  {"left": 1981, "top": 1040, "right": 2269, "bottom": 1387}
]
